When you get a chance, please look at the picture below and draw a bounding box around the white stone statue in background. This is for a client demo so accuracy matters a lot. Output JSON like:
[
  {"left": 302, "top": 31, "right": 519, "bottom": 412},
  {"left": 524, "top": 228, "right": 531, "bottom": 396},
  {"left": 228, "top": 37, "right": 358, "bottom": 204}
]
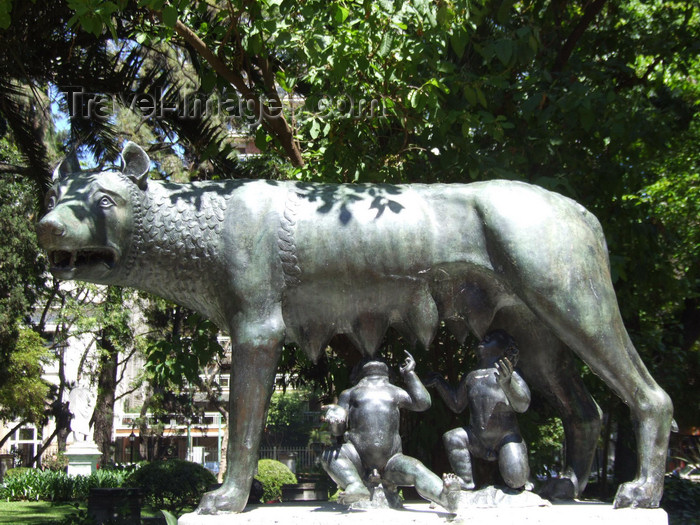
[{"left": 67, "top": 386, "right": 96, "bottom": 442}]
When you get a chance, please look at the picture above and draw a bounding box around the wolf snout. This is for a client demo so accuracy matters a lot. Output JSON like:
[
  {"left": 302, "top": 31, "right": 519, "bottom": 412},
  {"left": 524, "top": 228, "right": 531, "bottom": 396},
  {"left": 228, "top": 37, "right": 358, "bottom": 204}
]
[{"left": 36, "top": 216, "right": 66, "bottom": 241}]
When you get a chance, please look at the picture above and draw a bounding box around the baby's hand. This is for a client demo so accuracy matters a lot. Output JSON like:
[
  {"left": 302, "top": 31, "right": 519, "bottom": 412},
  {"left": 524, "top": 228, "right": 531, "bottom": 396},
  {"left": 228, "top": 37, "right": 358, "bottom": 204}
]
[
  {"left": 400, "top": 350, "right": 416, "bottom": 374},
  {"left": 422, "top": 371, "right": 444, "bottom": 387},
  {"left": 321, "top": 404, "right": 347, "bottom": 425},
  {"left": 495, "top": 357, "right": 514, "bottom": 385}
]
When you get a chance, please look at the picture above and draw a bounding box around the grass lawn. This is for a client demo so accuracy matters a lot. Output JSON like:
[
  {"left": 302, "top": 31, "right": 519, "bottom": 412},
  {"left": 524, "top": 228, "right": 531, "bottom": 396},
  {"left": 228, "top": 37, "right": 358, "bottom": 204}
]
[
  {"left": 0, "top": 500, "right": 81, "bottom": 524},
  {"left": 0, "top": 500, "right": 180, "bottom": 524}
]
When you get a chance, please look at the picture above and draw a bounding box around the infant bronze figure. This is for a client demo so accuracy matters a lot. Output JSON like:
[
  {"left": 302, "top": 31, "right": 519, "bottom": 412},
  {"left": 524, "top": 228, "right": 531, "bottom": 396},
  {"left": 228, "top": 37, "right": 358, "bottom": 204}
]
[
  {"left": 426, "top": 330, "right": 531, "bottom": 491},
  {"left": 321, "top": 352, "right": 460, "bottom": 511}
]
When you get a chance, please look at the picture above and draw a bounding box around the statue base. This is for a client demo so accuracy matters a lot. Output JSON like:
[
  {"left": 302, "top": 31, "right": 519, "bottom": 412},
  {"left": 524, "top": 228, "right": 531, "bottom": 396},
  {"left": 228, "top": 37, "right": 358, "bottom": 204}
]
[
  {"left": 65, "top": 440, "right": 102, "bottom": 476},
  {"left": 178, "top": 500, "right": 668, "bottom": 525},
  {"left": 345, "top": 484, "right": 402, "bottom": 510},
  {"left": 455, "top": 486, "right": 551, "bottom": 508}
]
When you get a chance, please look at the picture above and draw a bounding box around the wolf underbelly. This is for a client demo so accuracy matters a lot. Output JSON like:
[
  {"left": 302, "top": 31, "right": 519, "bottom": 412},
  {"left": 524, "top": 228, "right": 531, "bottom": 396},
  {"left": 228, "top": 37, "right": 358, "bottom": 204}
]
[{"left": 277, "top": 183, "right": 523, "bottom": 357}]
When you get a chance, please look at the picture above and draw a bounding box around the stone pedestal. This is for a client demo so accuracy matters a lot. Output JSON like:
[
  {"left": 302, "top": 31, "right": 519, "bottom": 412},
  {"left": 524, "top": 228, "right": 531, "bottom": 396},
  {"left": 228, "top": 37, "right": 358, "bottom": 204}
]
[
  {"left": 178, "top": 501, "right": 668, "bottom": 525},
  {"left": 0, "top": 454, "right": 14, "bottom": 482},
  {"left": 281, "top": 482, "right": 329, "bottom": 501},
  {"left": 88, "top": 488, "right": 141, "bottom": 525},
  {"left": 65, "top": 440, "right": 102, "bottom": 476}
]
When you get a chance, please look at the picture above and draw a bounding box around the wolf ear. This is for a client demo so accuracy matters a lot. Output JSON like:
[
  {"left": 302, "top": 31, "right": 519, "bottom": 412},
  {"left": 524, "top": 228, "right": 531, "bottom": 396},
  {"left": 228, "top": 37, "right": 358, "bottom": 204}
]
[
  {"left": 120, "top": 141, "right": 150, "bottom": 190},
  {"left": 52, "top": 150, "right": 81, "bottom": 181}
]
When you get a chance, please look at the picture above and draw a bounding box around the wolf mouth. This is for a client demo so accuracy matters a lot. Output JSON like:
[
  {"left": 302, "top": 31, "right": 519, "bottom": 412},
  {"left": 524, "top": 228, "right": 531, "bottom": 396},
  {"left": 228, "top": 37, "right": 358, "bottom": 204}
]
[{"left": 49, "top": 248, "right": 118, "bottom": 271}]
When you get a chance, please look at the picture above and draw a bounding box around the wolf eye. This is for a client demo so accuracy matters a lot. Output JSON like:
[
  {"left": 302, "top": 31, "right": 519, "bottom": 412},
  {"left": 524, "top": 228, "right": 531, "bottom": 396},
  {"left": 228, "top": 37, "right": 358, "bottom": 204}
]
[
  {"left": 98, "top": 195, "right": 115, "bottom": 208},
  {"left": 46, "top": 196, "right": 56, "bottom": 211}
]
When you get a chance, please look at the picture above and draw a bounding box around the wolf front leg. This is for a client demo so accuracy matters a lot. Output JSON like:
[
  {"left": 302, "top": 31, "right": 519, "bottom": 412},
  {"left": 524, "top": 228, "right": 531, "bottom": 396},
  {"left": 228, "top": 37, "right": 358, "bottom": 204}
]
[{"left": 197, "top": 313, "right": 284, "bottom": 514}]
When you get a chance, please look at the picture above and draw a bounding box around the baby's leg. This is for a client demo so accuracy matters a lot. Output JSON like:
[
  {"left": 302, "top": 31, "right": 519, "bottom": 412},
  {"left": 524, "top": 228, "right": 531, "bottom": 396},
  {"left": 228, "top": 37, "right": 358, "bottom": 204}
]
[
  {"left": 498, "top": 438, "right": 530, "bottom": 489},
  {"left": 384, "top": 454, "right": 460, "bottom": 512},
  {"left": 443, "top": 427, "right": 475, "bottom": 490},
  {"left": 320, "top": 443, "right": 370, "bottom": 503}
]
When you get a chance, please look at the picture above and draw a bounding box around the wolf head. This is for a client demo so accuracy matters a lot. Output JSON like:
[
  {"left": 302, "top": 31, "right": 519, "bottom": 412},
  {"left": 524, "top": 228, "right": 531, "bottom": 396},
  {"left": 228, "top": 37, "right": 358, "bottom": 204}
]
[{"left": 36, "top": 142, "right": 151, "bottom": 284}]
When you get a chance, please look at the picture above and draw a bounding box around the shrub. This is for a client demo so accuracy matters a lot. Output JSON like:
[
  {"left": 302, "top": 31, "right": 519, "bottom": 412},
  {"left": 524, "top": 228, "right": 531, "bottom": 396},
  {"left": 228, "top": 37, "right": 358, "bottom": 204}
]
[
  {"left": 125, "top": 459, "right": 216, "bottom": 513},
  {"left": 43, "top": 452, "right": 69, "bottom": 471},
  {"left": 0, "top": 467, "right": 130, "bottom": 502},
  {"left": 72, "top": 469, "right": 130, "bottom": 501},
  {"left": 4, "top": 467, "right": 32, "bottom": 479},
  {"left": 0, "top": 468, "right": 42, "bottom": 501},
  {"left": 255, "top": 459, "right": 297, "bottom": 503},
  {"left": 662, "top": 474, "right": 700, "bottom": 525},
  {"left": 41, "top": 471, "right": 74, "bottom": 501}
]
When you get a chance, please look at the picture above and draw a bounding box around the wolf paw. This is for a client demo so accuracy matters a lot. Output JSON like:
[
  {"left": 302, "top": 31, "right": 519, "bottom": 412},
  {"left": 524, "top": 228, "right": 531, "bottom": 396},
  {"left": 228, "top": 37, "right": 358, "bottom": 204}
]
[
  {"left": 196, "top": 483, "right": 248, "bottom": 515},
  {"left": 614, "top": 479, "right": 662, "bottom": 509}
]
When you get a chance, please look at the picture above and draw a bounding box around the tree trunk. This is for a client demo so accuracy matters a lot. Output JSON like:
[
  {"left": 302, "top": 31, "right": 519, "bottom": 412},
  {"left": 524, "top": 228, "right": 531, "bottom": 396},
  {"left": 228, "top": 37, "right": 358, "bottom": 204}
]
[
  {"left": 138, "top": 390, "right": 154, "bottom": 461},
  {"left": 57, "top": 420, "right": 70, "bottom": 453},
  {"left": 55, "top": 341, "right": 71, "bottom": 453},
  {"left": 218, "top": 414, "right": 228, "bottom": 483},
  {"left": 613, "top": 408, "right": 637, "bottom": 487},
  {"left": 599, "top": 399, "right": 617, "bottom": 498},
  {"left": 91, "top": 330, "right": 118, "bottom": 466},
  {"left": 681, "top": 297, "right": 700, "bottom": 353}
]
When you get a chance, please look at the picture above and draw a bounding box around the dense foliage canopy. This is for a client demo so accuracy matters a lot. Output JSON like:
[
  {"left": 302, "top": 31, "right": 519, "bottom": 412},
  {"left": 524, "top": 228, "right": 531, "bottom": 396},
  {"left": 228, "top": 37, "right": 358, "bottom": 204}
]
[{"left": 0, "top": 0, "right": 697, "bottom": 488}]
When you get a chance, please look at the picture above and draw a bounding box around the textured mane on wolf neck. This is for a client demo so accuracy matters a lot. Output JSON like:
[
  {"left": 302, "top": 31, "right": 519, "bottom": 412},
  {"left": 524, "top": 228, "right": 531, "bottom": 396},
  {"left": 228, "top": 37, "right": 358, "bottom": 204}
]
[{"left": 123, "top": 179, "right": 234, "bottom": 320}]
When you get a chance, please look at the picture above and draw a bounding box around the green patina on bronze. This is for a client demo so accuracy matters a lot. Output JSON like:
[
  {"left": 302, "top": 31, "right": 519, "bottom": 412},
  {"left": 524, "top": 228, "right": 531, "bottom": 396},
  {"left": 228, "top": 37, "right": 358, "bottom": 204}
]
[{"left": 37, "top": 142, "right": 672, "bottom": 513}]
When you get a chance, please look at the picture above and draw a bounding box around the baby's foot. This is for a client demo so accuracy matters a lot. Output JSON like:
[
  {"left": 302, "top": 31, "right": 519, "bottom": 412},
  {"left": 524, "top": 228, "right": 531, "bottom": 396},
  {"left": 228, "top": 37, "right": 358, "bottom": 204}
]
[
  {"left": 442, "top": 473, "right": 462, "bottom": 513},
  {"left": 338, "top": 482, "right": 371, "bottom": 505}
]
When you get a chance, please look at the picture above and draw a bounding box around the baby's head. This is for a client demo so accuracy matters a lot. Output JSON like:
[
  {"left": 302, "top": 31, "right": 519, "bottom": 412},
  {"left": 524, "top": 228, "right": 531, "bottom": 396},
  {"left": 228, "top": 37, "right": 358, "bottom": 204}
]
[
  {"left": 477, "top": 330, "right": 519, "bottom": 365},
  {"left": 354, "top": 360, "right": 390, "bottom": 382}
]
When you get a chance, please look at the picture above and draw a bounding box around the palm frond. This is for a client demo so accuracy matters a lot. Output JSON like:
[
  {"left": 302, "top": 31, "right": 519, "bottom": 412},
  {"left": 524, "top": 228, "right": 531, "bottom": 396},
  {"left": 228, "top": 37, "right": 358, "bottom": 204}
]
[{"left": 0, "top": 81, "right": 51, "bottom": 190}]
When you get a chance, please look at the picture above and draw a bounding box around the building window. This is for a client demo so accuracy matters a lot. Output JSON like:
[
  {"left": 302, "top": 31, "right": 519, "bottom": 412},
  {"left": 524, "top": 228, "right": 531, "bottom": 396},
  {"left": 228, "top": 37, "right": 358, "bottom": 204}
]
[{"left": 19, "top": 428, "right": 35, "bottom": 441}]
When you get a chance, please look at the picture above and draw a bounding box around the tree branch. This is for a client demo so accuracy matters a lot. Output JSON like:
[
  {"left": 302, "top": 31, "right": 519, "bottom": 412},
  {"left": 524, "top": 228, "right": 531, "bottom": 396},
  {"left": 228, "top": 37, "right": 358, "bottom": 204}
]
[
  {"left": 0, "top": 420, "right": 26, "bottom": 450},
  {"left": 168, "top": 17, "right": 305, "bottom": 166},
  {"left": 553, "top": 0, "right": 607, "bottom": 73},
  {"left": 30, "top": 426, "right": 60, "bottom": 467},
  {"left": 115, "top": 381, "right": 143, "bottom": 402},
  {"left": 115, "top": 346, "right": 140, "bottom": 391},
  {"left": 37, "top": 279, "right": 61, "bottom": 334},
  {"left": 0, "top": 163, "right": 32, "bottom": 176}
]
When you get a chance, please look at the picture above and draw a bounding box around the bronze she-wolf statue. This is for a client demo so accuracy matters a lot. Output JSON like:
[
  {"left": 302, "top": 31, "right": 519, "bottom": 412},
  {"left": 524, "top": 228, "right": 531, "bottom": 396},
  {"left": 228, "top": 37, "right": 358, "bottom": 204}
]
[{"left": 36, "top": 142, "right": 672, "bottom": 512}]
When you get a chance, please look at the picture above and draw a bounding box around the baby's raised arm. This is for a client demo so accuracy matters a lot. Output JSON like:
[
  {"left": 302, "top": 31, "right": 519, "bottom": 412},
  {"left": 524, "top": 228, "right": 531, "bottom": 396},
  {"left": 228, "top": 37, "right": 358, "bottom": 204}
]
[
  {"left": 424, "top": 371, "right": 469, "bottom": 414},
  {"left": 399, "top": 351, "right": 431, "bottom": 412}
]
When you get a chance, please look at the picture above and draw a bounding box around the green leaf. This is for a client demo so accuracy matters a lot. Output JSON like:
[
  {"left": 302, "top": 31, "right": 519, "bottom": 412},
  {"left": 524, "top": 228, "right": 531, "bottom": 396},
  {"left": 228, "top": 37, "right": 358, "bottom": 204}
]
[
  {"left": 254, "top": 128, "right": 272, "bottom": 152},
  {"left": 580, "top": 109, "right": 594, "bottom": 132},
  {"left": 496, "top": 0, "right": 515, "bottom": 25},
  {"left": 436, "top": 5, "right": 453, "bottom": 26},
  {"left": 332, "top": 4, "right": 349, "bottom": 24},
  {"left": 475, "top": 86, "right": 487, "bottom": 108},
  {"left": 494, "top": 39, "right": 513, "bottom": 66},
  {"left": 378, "top": 31, "right": 394, "bottom": 58},
  {"left": 200, "top": 69, "right": 216, "bottom": 92},
  {"left": 463, "top": 86, "right": 477, "bottom": 105},
  {"left": 247, "top": 33, "right": 263, "bottom": 54},
  {"left": 461, "top": 121, "right": 472, "bottom": 138},
  {"left": 407, "top": 89, "right": 419, "bottom": 109},
  {"left": 379, "top": 0, "right": 394, "bottom": 13},
  {"left": 161, "top": 510, "right": 178, "bottom": 525},
  {"left": 450, "top": 28, "right": 468, "bottom": 58},
  {"left": 162, "top": 5, "right": 178, "bottom": 28},
  {"left": 309, "top": 119, "right": 321, "bottom": 139},
  {"left": 0, "top": 0, "right": 11, "bottom": 29},
  {"left": 276, "top": 71, "right": 296, "bottom": 93}
]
